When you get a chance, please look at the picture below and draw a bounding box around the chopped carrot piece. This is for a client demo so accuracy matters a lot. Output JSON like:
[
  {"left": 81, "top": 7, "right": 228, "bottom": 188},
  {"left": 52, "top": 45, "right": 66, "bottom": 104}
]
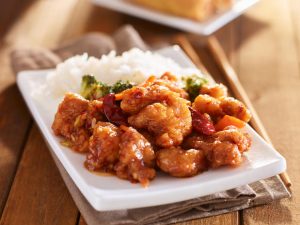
[
  {"left": 120, "top": 125, "right": 130, "bottom": 131},
  {"left": 141, "top": 75, "right": 156, "bottom": 87},
  {"left": 115, "top": 93, "right": 123, "bottom": 100},
  {"left": 215, "top": 115, "right": 246, "bottom": 131}
]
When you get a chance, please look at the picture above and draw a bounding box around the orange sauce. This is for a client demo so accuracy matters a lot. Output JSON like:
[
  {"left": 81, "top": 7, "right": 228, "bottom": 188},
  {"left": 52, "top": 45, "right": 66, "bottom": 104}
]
[
  {"left": 84, "top": 161, "right": 114, "bottom": 176},
  {"left": 90, "top": 170, "right": 114, "bottom": 177}
]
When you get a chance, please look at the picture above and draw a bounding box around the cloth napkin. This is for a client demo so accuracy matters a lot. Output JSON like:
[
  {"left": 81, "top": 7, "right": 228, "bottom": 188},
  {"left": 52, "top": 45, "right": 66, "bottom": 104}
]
[{"left": 11, "top": 25, "right": 291, "bottom": 225}]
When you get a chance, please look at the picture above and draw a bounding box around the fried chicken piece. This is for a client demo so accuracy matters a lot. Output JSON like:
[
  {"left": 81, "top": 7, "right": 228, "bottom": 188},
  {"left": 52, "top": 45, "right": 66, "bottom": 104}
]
[
  {"left": 120, "top": 74, "right": 188, "bottom": 115},
  {"left": 52, "top": 93, "right": 88, "bottom": 136},
  {"left": 122, "top": 83, "right": 192, "bottom": 147},
  {"left": 192, "top": 94, "right": 224, "bottom": 118},
  {"left": 138, "top": 129, "right": 157, "bottom": 150},
  {"left": 85, "top": 99, "right": 105, "bottom": 130},
  {"left": 74, "top": 99, "right": 105, "bottom": 133},
  {"left": 184, "top": 135, "right": 243, "bottom": 168},
  {"left": 156, "top": 146, "right": 207, "bottom": 177},
  {"left": 128, "top": 101, "right": 192, "bottom": 148},
  {"left": 182, "top": 134, "right": 214, "bottom": 152},
  {"left": 121, "top": 84, "right": 178, "bottom": 114},
  {"left": 115, "top": 126, "right": 156, "bottom": 186},
  {"left": 192, "top": 94, "right": 251, "bottom": 123},
  {"left": 220, "top": 97, "right": 251, "bottom": 122},
  {"left": 183, "top": 126, "right": 251, "bottom": 168},
  {"left": 120, "top": 85, "right": 160, "bottom": 115},
  {"left": 205, "top": 141, "right": 243, "bottom": 168},
  {"left": 85, "top": 122, "right": 121, "bottom": 171},
  {"left": 153, "top": 72, "right": 189, "bottom": 99},
  {"left": 52, "top": 93, "right": 90, "bottom": 152},
  {"left": 213, "top": 126, "right": 251, "bottom": 152},
  {"left": 200, "top": 83, "right": 228, "bottom": 99}
]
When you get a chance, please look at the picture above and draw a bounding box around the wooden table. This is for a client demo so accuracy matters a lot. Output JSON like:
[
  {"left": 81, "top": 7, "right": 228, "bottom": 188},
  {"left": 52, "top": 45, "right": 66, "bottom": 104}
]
[{"left": 0, "top": 0, "right": 299, "bottom": 224}]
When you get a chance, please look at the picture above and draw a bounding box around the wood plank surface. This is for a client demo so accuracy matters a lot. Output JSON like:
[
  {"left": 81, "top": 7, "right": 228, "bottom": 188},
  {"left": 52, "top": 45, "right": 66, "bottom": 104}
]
[
  {"left": 177, "top": 214, "right": 238, "bottom": 225},
  {"left": 0, "top": 0, "right": 80, "bottom": 222},
  {"left": 0, "top": 0, "right": 36, "bottom": 214},
  {"left": 0, "top": 125, "right": 78, "bottom": 225},
  {"left": 0, "top": 0, "right": 44, "bottom": 214},
  {"left": 77, "top": 213, "right": 238, "bottom": 225},
  {"left": 0, "top": 0, "right": 36, "bottom": 38},
  {"left": 0, "top": 43, "right": 32, "bottom": 215}
]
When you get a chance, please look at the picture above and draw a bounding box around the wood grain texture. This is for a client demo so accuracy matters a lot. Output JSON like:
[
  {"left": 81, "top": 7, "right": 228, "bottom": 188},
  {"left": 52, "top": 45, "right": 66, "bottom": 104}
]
[
  {"left": 4, "top": 0, "right": 78, "bottom": 47},
  {"left": 289, "top": 0, "right": 300, "bottom": 70},
  {"left": 0, "top": 0, "right": 80, "bottom": 222},
  {"left": 0, "top": 0, "right": 35, "bottom": 214},
  {"left": 177, "top": 213, "right": 238, "bottom": 225},
  {"left": 60, "top": 2, "right": 124, "bottom": 40},
  {"left": 0, "top": 45, "right": 32, "bottom": 214},
  {"left": 0, "top": 125, "right": 78, "bottom": 225},
  {"left": 0, "top": 0, "right": 36, "bottom": 37},
  {"left": 76, "top": 213, "right": 238, "bottom": 225},
  {"left": 230, "top": 0, "right": 300, "bottom": 224},
  {"left": 78, "top": 216, "right": 87, "bottom": 225}
]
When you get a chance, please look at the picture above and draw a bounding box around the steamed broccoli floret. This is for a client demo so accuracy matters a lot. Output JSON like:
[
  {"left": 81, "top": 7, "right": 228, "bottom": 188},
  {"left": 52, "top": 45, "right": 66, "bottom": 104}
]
[
  {"left": 80, "top": 75, "right": 110, "bottom": 100},
  {"left": 80, "top": 75, "right": 134, "bottom": 100},
  {"left": 183, "top": 75, "right": 208, "bottom": 101},
  {"left": 80, "top": 75, "right": 97, "bottom": 98},
  {"left": 111, "top": 80, "right": 133, "bottom": 94}
]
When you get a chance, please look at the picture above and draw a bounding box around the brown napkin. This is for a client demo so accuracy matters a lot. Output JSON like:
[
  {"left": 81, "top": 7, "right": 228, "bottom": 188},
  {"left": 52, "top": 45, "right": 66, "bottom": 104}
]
[{"left": 11, "top": 25, "right": 291, "bottom": 225}]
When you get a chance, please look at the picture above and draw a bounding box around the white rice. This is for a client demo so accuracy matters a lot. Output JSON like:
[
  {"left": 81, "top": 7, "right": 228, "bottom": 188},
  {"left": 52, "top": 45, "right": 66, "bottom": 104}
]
[{"left": 34, "top": 48, "right": 202, "bottom": 100}]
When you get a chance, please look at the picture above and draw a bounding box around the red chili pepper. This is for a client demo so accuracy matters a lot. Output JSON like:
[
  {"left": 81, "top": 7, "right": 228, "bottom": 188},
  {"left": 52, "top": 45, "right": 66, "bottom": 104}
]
[
  {"left": 189, "top": 107, "right": 216, "bottom": 135},
  {"left": 103, "top": 93, "right": 128, "bottom": 126}
]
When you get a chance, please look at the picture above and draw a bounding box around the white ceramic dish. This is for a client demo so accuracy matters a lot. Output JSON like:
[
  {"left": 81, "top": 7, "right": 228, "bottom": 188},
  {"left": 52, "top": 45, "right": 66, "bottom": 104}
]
[
  {"left": 17, "top": 46, "right": 286, "bottom": 211},
  {"left": 91, "top": 0, "right": 259, "bottom": 36}
]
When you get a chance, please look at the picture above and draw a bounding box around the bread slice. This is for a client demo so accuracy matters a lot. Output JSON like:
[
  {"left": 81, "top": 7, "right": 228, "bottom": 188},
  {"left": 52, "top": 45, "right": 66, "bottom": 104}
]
[{"left": 129, "top": 0, "right": 233, "bottom": 21}]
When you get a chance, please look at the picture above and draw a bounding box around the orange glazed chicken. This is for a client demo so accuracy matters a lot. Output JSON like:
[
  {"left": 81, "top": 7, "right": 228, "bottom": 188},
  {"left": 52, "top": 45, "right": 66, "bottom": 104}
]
[
  {"left": 52, "top": 72, "right": 252, "bottom": 186},
  {"left": 85, "top": 122, "right": 121, "bottom": 172},
  {"left": 52, "top": 93, "right": 90, "bottom": 152},
  {"left": 115, "top": 126, "right": 156, "bottom": 186}
]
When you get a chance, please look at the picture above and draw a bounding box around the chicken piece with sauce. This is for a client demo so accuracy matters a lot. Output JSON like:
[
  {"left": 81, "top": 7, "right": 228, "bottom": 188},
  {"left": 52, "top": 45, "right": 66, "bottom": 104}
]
[
  {"left": 220, "top": 97, "right": 251, "bottom": 122},
  {"left": 152, "top": 72, "right": 189, "bottom": 99},
  {"left": 85, "top": 122, "right": 121, "bottom": 172},
  {"left": 120, "top": 74, "right": 188, "bottom": 114},
  {"left": 121, "top": 75, "right": 192, "bottom": 148},
  {"left": 124, "top": 87, "right": 191, "bottom": 148},
  {"left": 200, "top": 83, "right": 228, "bottom": 99},
  {"left": 52, "top": 93, "right": 90, "bottom": 152},
  {"left": 193, "top": 84, "right": 251, "bottom": 122},
  {"left": 192, "top": 94, "right": 224, "bottom": 119},
  {"left": 156, "top": 146, "right": 207, "bottom": 177},
  {"left": 85, "top": 99, "right": 105, "bottom": 129},
  {"left": 115, "top": 126, "right": 156, "bottom": 186},
  {"left": 52, "top": 93, "right": 106, "bottom": 152},
  {"left": 128, "top": 100, "right": 192, "bottom": 147},
  {"left": 183, "top": 126, "right": 251, "bottom": 168},
  {"left": 214, "top": 126, "right": 251, "bottom": 153}
]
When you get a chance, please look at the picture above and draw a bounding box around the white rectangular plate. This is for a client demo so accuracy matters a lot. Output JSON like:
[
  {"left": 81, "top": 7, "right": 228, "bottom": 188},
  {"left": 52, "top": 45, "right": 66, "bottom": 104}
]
[
  {"left": 17, "top": 46, "right": 286, "bottom": 211},
  {"left": 91, "top": 0, "right": 259, "bottom": 36}
]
